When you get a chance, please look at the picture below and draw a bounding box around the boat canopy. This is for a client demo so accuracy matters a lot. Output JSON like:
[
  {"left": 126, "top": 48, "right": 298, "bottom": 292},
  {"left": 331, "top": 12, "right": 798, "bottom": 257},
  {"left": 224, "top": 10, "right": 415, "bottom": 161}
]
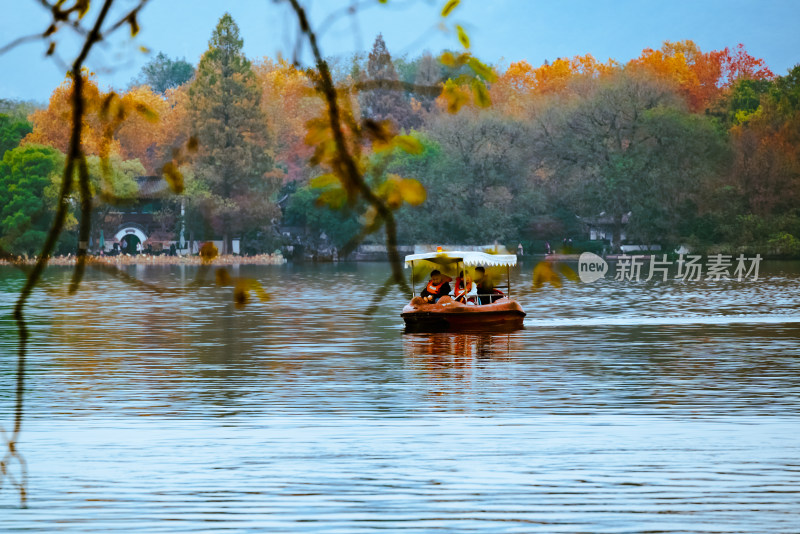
[{"left": 404, "top": 251, "right": 517, "bottom": 268}]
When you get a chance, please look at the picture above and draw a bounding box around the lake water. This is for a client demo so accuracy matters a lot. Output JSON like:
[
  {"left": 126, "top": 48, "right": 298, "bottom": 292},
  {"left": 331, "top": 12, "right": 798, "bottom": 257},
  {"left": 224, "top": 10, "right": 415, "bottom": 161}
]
[{"left": 2, "top": 260, "right": 800, "bottom": 533}]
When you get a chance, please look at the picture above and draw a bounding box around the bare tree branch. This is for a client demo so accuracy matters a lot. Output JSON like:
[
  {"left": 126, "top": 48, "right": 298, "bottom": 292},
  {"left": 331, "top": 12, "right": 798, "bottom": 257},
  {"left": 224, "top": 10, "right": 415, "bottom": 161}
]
[
  {"left": 5, "top": 0, "right": 116, "bottom": 507},
  {"left": 353, "top": 78, "right": 442, "bottom": 97},
  {"left": 102, "top": 0, "right": 150, "bottom": 38},
  {"left": 286, "top": 0, "right": 411, "bottom": 296},
  {"left": 0, "top": 33, "right": 47, "bottom": 56}
]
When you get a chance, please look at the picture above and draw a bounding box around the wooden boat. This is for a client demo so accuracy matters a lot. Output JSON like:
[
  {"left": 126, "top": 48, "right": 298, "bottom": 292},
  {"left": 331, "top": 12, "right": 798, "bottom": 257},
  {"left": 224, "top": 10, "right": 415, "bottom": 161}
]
[{"left": 401, "top": 250, "right": 526, "bottom": 332}]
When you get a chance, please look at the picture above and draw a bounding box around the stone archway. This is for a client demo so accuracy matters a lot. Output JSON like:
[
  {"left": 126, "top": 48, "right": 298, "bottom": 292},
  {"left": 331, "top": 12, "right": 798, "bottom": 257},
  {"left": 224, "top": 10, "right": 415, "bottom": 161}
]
[
  {"left": 114, "top": 226, "right": 147, "bottom": 244},
  {"left": 114, "top": 226, "right": 147, "bottom": 254},
  {"left": 119, "top": 233, "right": 141, "bottom": 255}
]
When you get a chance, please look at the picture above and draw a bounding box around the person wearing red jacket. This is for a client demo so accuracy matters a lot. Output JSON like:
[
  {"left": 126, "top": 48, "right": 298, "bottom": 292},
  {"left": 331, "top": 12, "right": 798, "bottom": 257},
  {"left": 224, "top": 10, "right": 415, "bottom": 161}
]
[{"left": 453, "top": 270, "right": 478, "bottom": 304}]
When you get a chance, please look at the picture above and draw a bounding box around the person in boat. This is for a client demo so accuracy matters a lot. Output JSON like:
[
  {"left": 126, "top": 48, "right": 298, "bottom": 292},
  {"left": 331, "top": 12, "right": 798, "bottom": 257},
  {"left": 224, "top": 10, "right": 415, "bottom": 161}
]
[
  {"left": 421, "top": 270, "right": 451, "bottom": 303},
  {"left": 453, "top": 270, "right": 478, "bottom": 304},
  {"left": 474, "top": 266, "right": 505, "bottom": 305}
]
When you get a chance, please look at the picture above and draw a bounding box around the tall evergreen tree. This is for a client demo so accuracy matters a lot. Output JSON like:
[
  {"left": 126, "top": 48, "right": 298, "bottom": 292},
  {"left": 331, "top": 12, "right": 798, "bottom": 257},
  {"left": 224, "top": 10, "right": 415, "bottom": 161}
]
[
  {"left": 360, "top": 34, "right": 416, "bottom": 130},
  {"left": 187, "top": 13, "right": 277, "bottom": 253}
]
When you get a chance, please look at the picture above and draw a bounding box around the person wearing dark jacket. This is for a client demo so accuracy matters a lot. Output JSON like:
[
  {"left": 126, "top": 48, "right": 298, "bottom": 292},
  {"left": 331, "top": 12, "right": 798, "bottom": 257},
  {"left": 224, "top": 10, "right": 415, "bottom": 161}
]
[
  {"left": 421, "top": 270, "right": 451, "bottom": 303},
  {"left": 474, "top": 266, "right": 505, "bottom": 305}
]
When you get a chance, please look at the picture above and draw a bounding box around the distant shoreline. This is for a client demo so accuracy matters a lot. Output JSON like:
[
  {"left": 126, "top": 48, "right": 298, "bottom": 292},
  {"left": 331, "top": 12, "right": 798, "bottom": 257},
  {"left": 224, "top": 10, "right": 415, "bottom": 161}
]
[{"left": 0, "top": 253, "right": 286, "bottom": 266}]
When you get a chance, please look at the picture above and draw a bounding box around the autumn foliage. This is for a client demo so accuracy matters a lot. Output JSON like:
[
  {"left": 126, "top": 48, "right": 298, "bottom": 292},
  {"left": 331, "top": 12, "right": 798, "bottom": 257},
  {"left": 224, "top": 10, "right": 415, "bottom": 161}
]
[
  {"left": 12, "top": 34, "right": 798, "bottom": 256},
  {"left": 628, "top": 41, "right": 773, "bottom": 111},
  {"left": 23, "top": 71, "right": 181, "bottom": 174},
  {"left": 25, "top": 39, "right": 774, "bottom": 182}
]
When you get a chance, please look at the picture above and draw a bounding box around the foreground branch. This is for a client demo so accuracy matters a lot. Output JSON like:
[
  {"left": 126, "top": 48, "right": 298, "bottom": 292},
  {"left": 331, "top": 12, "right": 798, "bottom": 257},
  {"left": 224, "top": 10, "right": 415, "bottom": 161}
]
[{"left": 286, "top": 0, "right": 410, "bottom": 296}]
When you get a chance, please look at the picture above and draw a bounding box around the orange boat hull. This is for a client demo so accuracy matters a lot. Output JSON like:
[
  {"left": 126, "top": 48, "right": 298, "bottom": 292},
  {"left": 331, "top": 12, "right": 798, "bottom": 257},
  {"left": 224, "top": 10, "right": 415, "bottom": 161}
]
[{"left": 401, "top": 296, "right": 526, "bottom": 332}]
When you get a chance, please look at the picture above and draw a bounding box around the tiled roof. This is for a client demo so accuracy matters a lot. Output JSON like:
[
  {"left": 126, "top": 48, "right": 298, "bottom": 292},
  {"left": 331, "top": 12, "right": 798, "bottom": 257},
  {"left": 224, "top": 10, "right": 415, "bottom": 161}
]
[{"left": 136, "top": 175, "right": 170, "bottom": 198}]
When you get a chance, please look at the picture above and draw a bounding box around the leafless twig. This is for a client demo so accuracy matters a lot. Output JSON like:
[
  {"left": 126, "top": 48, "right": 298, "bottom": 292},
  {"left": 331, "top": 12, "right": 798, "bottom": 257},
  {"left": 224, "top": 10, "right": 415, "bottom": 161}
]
[{"left": 286, "top": 0, "right": 411, "bottom": 295}]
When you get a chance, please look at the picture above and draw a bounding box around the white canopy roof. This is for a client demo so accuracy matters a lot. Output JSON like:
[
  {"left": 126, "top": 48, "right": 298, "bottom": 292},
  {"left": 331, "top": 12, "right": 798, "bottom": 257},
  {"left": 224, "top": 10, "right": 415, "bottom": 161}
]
[{"left": 404, "top": 251, "right": 517, "bottom": 267}]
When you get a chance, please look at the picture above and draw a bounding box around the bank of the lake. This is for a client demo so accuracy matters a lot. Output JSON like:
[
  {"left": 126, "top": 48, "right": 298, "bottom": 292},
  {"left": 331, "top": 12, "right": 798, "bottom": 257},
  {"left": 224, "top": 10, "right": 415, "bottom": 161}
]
[{"left": 0, "top": 252, "right": 286, "bottom": 267}]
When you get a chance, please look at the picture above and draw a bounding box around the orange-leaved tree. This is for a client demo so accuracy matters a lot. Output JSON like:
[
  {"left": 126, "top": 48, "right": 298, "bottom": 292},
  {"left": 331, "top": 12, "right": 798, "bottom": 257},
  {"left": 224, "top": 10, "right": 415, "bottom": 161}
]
[
  {"left": 25, "top": 72, "right": 175, "bottom": 174},
  {"left": 24, "top": 71, "right": 116, "bottom": 157},
  {"left": 490, "top": 55, "right": 618, "bottom": 117},
  {"left": 628, "top": 40, "right": 773, "bottom": 112},
  {"left": 254, "top": 58, "right": 322, "bottom": 184}
]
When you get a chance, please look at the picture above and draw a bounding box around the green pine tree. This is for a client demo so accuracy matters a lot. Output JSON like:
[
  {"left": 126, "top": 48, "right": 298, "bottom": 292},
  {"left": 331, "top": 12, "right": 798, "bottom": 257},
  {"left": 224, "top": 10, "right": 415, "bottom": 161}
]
[
  {"left": 360, "top": 34, "right": 416, "bottom": 130},
  {"left": 187, "top": 13, "right": 278, "bottom": 254}
]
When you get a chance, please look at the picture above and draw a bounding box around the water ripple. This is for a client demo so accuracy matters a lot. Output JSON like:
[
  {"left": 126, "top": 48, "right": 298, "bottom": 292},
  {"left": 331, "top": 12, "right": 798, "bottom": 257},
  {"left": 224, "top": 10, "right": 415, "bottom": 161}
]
[{"left": 1, "top": 263, "right": 799, "bottom": 532}]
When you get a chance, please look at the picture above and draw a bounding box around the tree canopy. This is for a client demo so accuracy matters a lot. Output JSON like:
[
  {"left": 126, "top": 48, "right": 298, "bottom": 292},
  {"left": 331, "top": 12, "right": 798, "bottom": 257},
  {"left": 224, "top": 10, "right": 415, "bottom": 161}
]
[
  {"left": 186, "top": 13, "right": 278, "bottom": 253},
  {"left": 7, "top": 30, "right": 799, "bottom": 257},
  {"left": 0, "top": 144, "right": 64, "bottom": 255},
  {"left": 0, "top": 113, "right": 32, "bottom": 158},
  {"left": 135, "top": 52, "right": 195, "bottom": 94}
]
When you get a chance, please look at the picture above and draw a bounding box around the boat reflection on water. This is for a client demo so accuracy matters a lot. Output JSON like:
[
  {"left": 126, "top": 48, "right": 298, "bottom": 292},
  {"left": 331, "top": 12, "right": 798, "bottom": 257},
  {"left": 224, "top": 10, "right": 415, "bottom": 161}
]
[
  {"left": 404, "top": 331, "right": 520, "bottom": 360},
  {"left": 402, "top": 332, "right": 524, "bottom": 393}
]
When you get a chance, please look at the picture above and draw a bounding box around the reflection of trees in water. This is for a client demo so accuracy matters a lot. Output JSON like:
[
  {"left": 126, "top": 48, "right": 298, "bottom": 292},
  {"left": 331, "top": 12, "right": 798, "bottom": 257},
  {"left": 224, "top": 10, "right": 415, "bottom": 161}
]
[
  {"left": 1, "top": 327, "right": 27, "bottom": 506},
  {"left": 33, "top": 273, "right": 396, "bottom": 414},
  {"left": 43, "top": 286, "right": 267, "bottom": 401}
]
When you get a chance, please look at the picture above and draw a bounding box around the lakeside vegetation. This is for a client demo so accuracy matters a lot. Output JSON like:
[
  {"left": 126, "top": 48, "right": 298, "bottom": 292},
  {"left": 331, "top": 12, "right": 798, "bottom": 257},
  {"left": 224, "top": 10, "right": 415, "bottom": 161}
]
[{"left": 2, "top": 14, "right": 799, "bottom": 258}]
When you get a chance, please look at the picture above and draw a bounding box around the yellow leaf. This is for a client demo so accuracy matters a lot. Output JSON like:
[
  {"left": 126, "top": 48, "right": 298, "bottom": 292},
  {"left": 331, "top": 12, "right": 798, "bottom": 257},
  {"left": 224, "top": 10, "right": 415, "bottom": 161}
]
[
  {"left": 386, "top": 189, "right": 402, "bottom": 210},
  {"left": 161, "top": 161, "right": 184, "bottom": 193},
  {"left": 247, "top": 280, "right": 271, "bottom": 302},
  {"left": 134, "top": 102, "right": 158, "bottom": 122},
  {"left": 442, "top": 79, "right": 468, "bottom": 114},
  {"left": 309, "top": 139, "right": 336, "bottom": 166},
  {"left": 394, "top": 135, "right": 423, "bottom": 155},
  {"left": 233, "top": 285, "right": 249, "bottom": 307},
  {"left": 233, "top": 278, "right": 270, "bottom": 307},
  {"left": 77, "top": 0, "right": 90, "bottom": 19},
  {"left": 471, "top": 80, "right": 491, "bottom": 108},
  {"left": 363, "top": 118, "right": 395, "bottom": 151},
  {"left": 139, "top": 45, "right": 150, "bottom": 54},
  {"left": 199, "top": 242, "right": 219, "bottom": 264},
  {"left": 441, "top": 0, "right": 460, "bottom": 17},
  {"left": 304, "top": 119, "right": 329, "bottom": 145},
  {"left": 379, "top": 175, "right": 402, "bottom": 209},
  {"left": 557, "top": 263, "right": 580, "bottom": 282},
  {"left": 456, "top": 24, "right": 470, "bottom": 49},
  {"left": 215, "top": 268, "right": 232, "bottom": 286},
  {"left": 467, "top": 57, "right": 498, "bottom": 82},
  {"left": 440, "top": 51, "right": 456, "bottom": 67},
  {"left": 316, "top": 188, "right": 346, "bottom": 209},
  {"left": 398, "top": 178, "right": 426, "bottom": 206},
  {"left": 362, "top": 206, "right": 378, "bottom": 227},
  {"left": 310, "top": 173, "right": 339, "bottom": 189},
  {"left": 532, "top": 261, "right": 563, "bottom": 289},
  {"left": 379, "top": 174, "right": 400, "bottom": 192}
]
